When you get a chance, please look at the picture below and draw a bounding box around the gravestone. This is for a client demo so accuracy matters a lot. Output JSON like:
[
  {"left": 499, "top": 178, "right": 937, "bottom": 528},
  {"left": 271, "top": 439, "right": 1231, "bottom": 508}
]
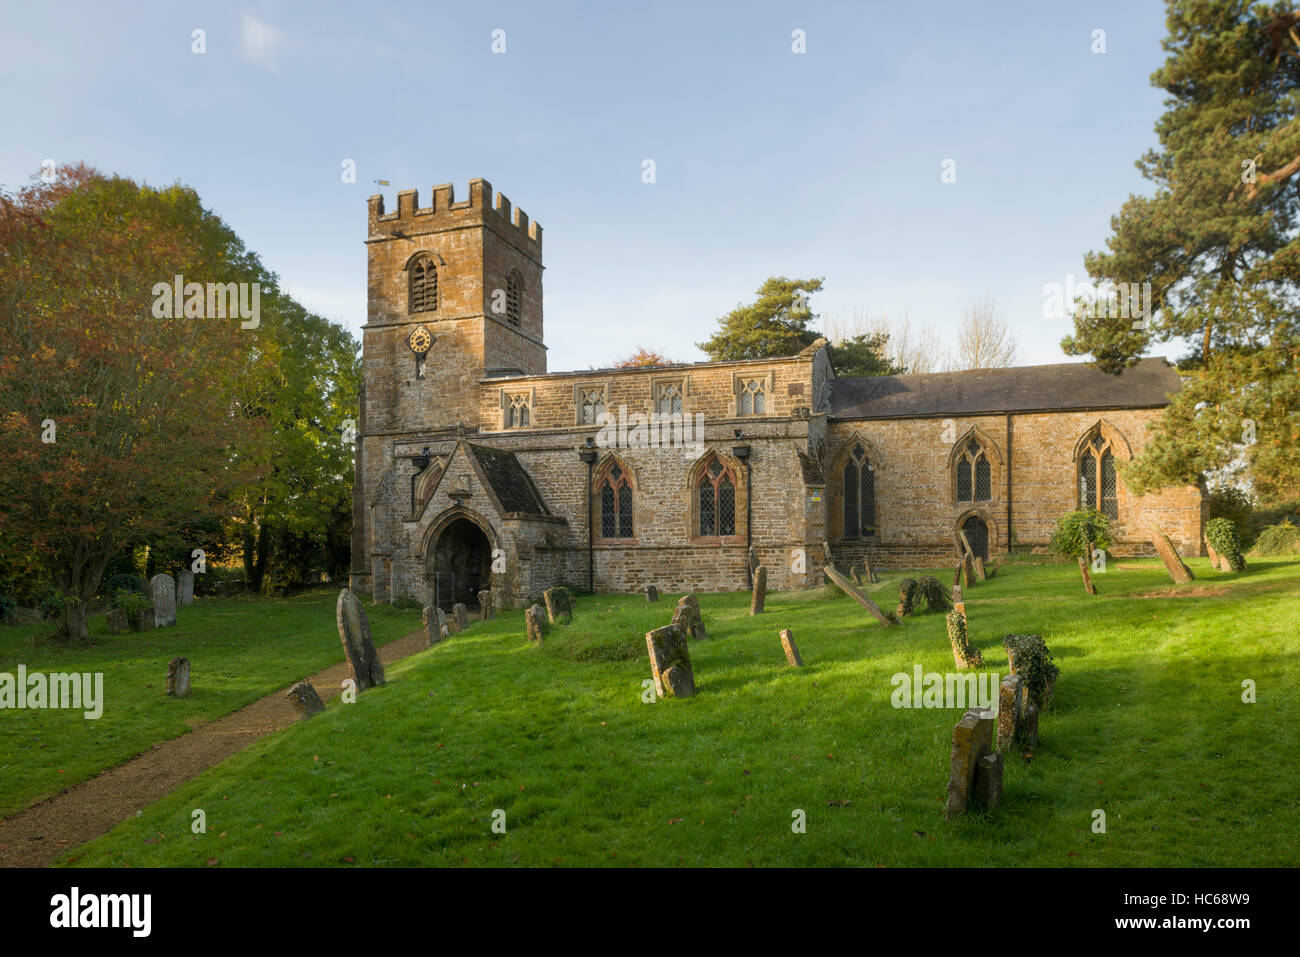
[
  {"left": 645, "top": 585, "right": 659, "bottom": 602},
  {"left": 177, "top": 570, "right": 195, "bottom": 607},
  {"left": 453, "top": 602, "right": 470, "bottom": 631},
  {"left": 952, "top": 584, "right": 963, "bottom": 605},
  {"left": 973, "top": 556, "right": 987, "bottom": 582},
  {"left": 1205, "top": 541, "right": 1225, "bottom": 571},
  {"left": 823, "top": 565, "right": 896, "bottom": 627},
  {"left": 477, "top": 590, "right": 493, "bottom": 620},
  {"left": 150, "top": 574, "right": 177, "bottom": 628},
  {"left": 286, "top": 681, "right": 325, "bottom": 719},
  {"left": 952, "top": 564, "right": 963, "bottom": 589},
  {"left": 673, "top": 594, "right": 707, "bottom": 640},
  {"left": 133, "top": 607, "right": 154, "bottom": 632},
  {"left": 645, "top": 624, "right": 695, "bottom": 698},
  {"left": 747, "top": 546, "right": 760, "bottom": 576},
  {"left": 946, "top": 611, "right": 985, "bottom": 669},
  {"left": 750, "top": 565, "right": 767, "bottom": 615},
  {"left": 543, "top": 586, "right": 572, "bottom": 624},
  {"left": 1150, "top": 527, "right": 1195, "bottom": 583},
  {"left": 862, "top": 555, "right": 878, "bottom": 583},
  {"left": 166, "top": 657, "right": 190, "bottom": 697},
  {"left": 779, "top": 628, "right": 803, "bottom": 667},
  {"left": 421, "top": 605, "right": 447, "bottom": 647},
  {"left": 106, "top": 608, "right": 129, "bottom": 635},
  {"left": 896, "top": 578, "right": 918, "bottom": 617},
  {"left": 850, "top": 566, "right": 863, "bottom": 586},
  {"left": 525, "top": 603, "right": 546, "bottom": 643},
  {"left": 961, "top": 555, "right": 974, "bottom": 589},
  {"left": 974, "top": 752, "right": 1004, "bottom": 811},
  {"left": 944, "top": 708, "right": 995, "bottom": 819},
  {"left": 336, "top": 588, "right": 385, "bottom": 690},
  {"left": 997, "top": 673, "right": 1024, "bottom": 752}
]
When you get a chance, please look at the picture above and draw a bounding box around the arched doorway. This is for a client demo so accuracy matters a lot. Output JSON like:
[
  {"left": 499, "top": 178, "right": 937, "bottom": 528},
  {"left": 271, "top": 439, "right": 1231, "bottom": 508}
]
[
  {"left": 961, "top": 515, "right": 989, "bottom": 562},
  {"left": 432, "top": 517, "right": 492, "bottom": 611}
]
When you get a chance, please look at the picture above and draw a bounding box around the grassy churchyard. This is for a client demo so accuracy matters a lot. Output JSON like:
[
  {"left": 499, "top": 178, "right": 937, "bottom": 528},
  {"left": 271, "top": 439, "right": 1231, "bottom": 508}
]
[{"left": 21, "top": 556, "right": 1297, "bottom": 868}]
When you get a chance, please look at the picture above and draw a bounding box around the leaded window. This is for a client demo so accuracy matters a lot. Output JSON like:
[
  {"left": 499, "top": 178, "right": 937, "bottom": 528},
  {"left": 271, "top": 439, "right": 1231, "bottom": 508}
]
[
  {"left": 698, "top": 455, "right": 736, "bottom": 537},
  {"left": 598, "top": 461, "right": 633, "bottom": 539},
  {"left": 656, "top": 383, "right": 683, "bottom": 416},
  {"left": 956, "top": 439, "right": 991, "bottom": 503},
  {"left": 843, "top": 443, "right": 876, "bottom": 538},
  {"left": 580, "top": 388, "right": 606, "bottom": 424},
  {"left": 506, "top": 393, "right": 530, "bottom": 428},
  {"left": 738, "top": 378, "right": 766, "bottom": 415},
  {"left": 409, "top": 255, "right": 437, "bottom": 313},
  {"left": 1079, "top": 434, "right": 1118, "bottom": 519},
  {"left": 506, "top": 270, "right": 522, "bottom": 326}
]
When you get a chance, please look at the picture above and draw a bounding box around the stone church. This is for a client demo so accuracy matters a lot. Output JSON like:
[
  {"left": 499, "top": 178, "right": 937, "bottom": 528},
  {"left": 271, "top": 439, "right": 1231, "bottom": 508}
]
[{"left": 350, "top": 179, "right": 1205, "bottom": 609}]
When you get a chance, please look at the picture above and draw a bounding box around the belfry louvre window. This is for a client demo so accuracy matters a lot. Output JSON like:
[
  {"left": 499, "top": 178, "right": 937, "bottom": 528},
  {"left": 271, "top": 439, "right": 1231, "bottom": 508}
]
[
  {"left": 738, "top": 378, "right": 766, "bottom": 415},
  {"left": 956, "top": 439, "right": 991, "bottom": 503},
  {"left": 657, "top": 383, "right": 683, "bottom": 416},
  {"left": 697, "top": 455, "right": 736, "bottom": 537},
  {"left": 580, "top": 388, "right": 606, "bottom": 424},
  {"left": 597, "top": 461, "right": 634, "bottom": 539},
  {"left": 506, "top": 270, "right": 522, "bottom": 326},
  {"left": 409, "top": 256, "right": 437, "bottom": 313},
  {"left": 506, "top": 393, "right": 531, "bottom": 428},
  {"left": 1079, "top": 434, "right": 1119, "bottom": 519},
  {"left": 843, "top": 443, "right": 876, "bottom": 538}
]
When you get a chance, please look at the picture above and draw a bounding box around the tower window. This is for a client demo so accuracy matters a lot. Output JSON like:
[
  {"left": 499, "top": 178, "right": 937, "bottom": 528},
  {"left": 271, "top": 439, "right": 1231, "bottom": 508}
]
[
  {"left": 409, "top": 255, "right": 437, "bottom": 313},
  {"left": 506, "top": 270, "right": 522, "bottom": 326}
]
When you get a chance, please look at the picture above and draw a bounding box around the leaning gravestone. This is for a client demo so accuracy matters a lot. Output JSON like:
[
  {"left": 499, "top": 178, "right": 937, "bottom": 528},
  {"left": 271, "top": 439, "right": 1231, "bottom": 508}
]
[
  {"left": 973, "top": 556, "right": 987, "bottom": 582},
  {"left": 750, "top": 565, "right": 768, "bottom": 615},
  {"left": 150, "top": 574, "right": 177, "bottom": 628},
  {"left": 850, "top": 565, "right": 863, "bottom": 586},
  {"left": 177, "top": 569, "right": 195, "bottom": 607},
  {"left": 1150, "top": 527, "right": 1195, "bottom": 583},
  {"left": 477, "top": 590, "right": 493, "bottom": 620},
  {"left": 645, "top": 624, "right": 696, "bottom": 698},
  {"left": 542, "top": 586, "right": 572, "bottom": 624},
  {"left": 166, "top": 657, "right": 191, "bottom": 697},
  {"left": 862, "top": 555, "right": 879, "bottom": 584},
  {"left": 525, "top": 604, "right": 546, "bottom": 643},
  {"left": 779, "top": 628, "right": 803, "bottom": 667},
  {"left": 286, "top": 681, "right": 325, "bottom": 719},
  {"left": 422, "top": 606, "right": 447, "bottom": 647},
  {"left": 946, "top": 611, "right": 985, "bottom": 669},
  {"left": 823, "top": 565, "right": 896, "bottom": 627},
  {"left": 673, "top": 595, "right": 707, "bottom": 640},
  {"left": 944, "top": 707, "right": 995, "bottom": 819},
  {"left": 336, "top": 588, "right": 385, "bottom": 691},
  {"left": 106, "top": 608, "right": 129, "bottom": 635},
  {"left": 645, "top": 585, "right": 659, "bottom": 602}
]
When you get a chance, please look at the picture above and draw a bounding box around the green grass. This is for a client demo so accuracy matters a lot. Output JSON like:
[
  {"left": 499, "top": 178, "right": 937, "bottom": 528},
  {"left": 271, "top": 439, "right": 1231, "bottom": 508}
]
[
  {"left": 0, "top": 589, "right": 421, "bottom": 818},
  {"left": 55, "top": 558, "right": 1300, "bottom": 866}
]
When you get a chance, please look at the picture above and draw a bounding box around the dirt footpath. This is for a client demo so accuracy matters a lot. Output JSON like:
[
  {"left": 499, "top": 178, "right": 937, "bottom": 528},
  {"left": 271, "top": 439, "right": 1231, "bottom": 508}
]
[{"left": 0, "top": 629, "right": 429, "bottom": 868}]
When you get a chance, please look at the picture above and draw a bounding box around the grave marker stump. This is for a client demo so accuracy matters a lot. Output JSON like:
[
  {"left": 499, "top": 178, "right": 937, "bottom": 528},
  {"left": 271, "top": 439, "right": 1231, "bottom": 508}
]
[
  {"left": 750, "top": 565, "right": 767, "bottom": 615},
  {"left": 166, "top": 657, "right": 191, "bottom": 698},
  {"left": 286, "top": 681, "right": 325, "bottom": 719},
  {"left": 525, "top": 604, "right": 546, "bottom": 643},
  {"left": 779, "top": 629, "right": 803, "bottom": 667}
]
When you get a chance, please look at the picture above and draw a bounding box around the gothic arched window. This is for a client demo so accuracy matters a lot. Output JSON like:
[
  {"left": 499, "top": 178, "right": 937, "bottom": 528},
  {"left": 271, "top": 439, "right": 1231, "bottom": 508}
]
[
  {"left": 955, "top": 438, "right": 991, "bottom": 503},
  {"left": 1079, "top": 433, "right": 1119, "bottom": 519},
  {"left": 506, "top": 270, "right": 522, "bottom": 326},
  {"left": 596, "top": 459, "right": 634, "bottom": 540},
  {"left": 697, "top": 454, "right": 736, "bottom": 538},
  {"left": 843, "top": 442, "right": 876, "bottom": 538},
  {"left": 409, "top": 255, "right": 437, "bottom": 313}
]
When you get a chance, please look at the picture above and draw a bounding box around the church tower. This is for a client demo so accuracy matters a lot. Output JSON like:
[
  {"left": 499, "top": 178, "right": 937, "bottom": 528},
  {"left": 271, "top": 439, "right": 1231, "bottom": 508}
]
[{"left": 351, "top": 179, "right": 544, "bottom": 596}]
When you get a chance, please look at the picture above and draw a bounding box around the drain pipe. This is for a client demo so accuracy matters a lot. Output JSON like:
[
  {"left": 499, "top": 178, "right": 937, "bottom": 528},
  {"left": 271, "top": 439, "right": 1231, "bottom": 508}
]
[
  {"left": 732, "top": 438, "right": 752, "bottom": 587},
  {"left": 579, "top": 441, "right": 597, "bottom": 593},
  {"left": 1005, "top": 412, "right": 1013, "bottom": 551}
]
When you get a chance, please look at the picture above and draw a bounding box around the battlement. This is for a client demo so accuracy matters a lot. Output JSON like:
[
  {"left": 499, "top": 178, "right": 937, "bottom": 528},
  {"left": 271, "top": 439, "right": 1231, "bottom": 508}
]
[{"left": 367, "top": 178, "right": 542, "bottom": 249}]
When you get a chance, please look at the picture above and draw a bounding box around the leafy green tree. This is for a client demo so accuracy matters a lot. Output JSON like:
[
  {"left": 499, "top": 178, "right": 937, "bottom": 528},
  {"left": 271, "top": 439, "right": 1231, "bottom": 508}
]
[
  {"left": 828, "top": 331, "right": 906, "bottom": 377},
  {"left": 698, "top": 276, "right": 825, "bottom": 360},
  {"left": 1061, "top": 0, "right": 1300, "bottom": 506}
]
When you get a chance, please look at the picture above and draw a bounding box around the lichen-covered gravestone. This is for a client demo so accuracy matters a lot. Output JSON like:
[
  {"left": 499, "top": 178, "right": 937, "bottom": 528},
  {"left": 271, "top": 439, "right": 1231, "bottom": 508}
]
[
  {"left": 946, "top": 611, "right": 985, "bottom": 669},
  {"left": 973, "top": 556, "right": 987, "bottom": 582},
  {"left": 646, "top": 624, "right": 696, "bottom": 698},
  {"left": 673, "top": 595, "right": 707, "bottom": 640},
  {"left": 997, "top": 673, "right": 1024, "bottom": 752},
  {"left": 150, "top": 574, "right": 177, "bottom": 628},
  {"left": 944, "top": 707, "right": 995, "bottom": 819},
  {"left": 779, "top": 628, "right": 803, "bottom": 667},
  {"left": 525, "top": 603, "right": 546, "bottom": 643},
  {"left": 177, "top": 569, "right": 195, "bottom": 607},
  {"left": 750, "top": 565, "right": 767, "bottom": 615},
  {"left": 453, "top": 602, "right": 470, "bottom": 631},
  {"left": 477, "top": 590, "right": 493, "bottom": 620},
  {"left": 542, "top": 587, "right": 572, "bottom": 624},
  {"left": 422, "top": 606, "right": 446, "bottom": 647},
  {"left": 645, "top": 585, "right": 659, "bottom": 602},
  {"left": 286, "top": 681, "right": 325, "bottom": 719},
  {"left": 336, "top": 588, "right": 385, "bottom": 691},
  {"left": 166, "top": 657, "right": 190, "bottom": 697}
]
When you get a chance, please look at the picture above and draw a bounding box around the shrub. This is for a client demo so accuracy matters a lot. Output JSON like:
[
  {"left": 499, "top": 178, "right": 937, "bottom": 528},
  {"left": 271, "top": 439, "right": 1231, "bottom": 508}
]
[
  {"left": 390, "top": 596, "right": 422, "bottom": 611},
  {"left": 1208, "top": 485, "right": 1255, "bottom": 548},
  {"left": 1049, "top": 508, "right": 1112, "bottom": 560},
  {"left": 1251, "top": 520, "right": 1300, "bottom": 557},
  {"left": 1205, "top": 517, "right": 1247, "bottom": 571},
  {"left": 102, "top": 573, "right": 145, "bottom": 598},
  {"left": 1003, "top": 634, "right": 1059, "bottom": 710},
  {"left": 109, "top": 589, "right": 151, "bottom": 615}
]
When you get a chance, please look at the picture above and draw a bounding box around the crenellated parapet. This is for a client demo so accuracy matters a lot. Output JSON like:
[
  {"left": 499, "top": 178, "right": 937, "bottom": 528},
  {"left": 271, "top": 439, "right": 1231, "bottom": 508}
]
[{"left": 367, "top": 178, "right": 542, "bottom": 252}]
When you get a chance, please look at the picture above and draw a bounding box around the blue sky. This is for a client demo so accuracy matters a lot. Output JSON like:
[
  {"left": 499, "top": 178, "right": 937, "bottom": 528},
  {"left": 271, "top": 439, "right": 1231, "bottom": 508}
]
[{"left": 0, "top": 0, "right": 1174, "bottom": 371}]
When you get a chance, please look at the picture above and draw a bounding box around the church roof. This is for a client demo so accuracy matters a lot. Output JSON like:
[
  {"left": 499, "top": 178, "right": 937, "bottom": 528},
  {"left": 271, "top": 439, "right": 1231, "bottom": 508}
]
[
  {"left": 830, "top": 357, "right": 1182, "bottom": 420},
  {"left": 465, "top": 443, "right": 552, "bottom": 516}
]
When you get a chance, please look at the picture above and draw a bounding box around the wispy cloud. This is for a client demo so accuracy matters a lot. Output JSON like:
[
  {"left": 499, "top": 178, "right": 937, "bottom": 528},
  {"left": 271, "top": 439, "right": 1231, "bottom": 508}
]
[{"left": 241, "top": 14, "right": 278, "bottom": 65}]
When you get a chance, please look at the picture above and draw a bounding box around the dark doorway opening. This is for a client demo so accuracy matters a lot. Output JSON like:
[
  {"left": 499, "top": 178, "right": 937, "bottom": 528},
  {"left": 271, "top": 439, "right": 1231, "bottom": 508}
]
[
  {"left": 961, "top": 516, "right": 989, "bottom": 562},
  {"left": 432, "top": 518, "right": 491, "bottom": 611}
]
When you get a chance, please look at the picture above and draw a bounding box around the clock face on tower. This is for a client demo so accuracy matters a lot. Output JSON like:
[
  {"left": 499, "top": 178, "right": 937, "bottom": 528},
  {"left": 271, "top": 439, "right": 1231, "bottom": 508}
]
[{"left": 407, "top": 325, "right": 433, "bottom": 355}]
